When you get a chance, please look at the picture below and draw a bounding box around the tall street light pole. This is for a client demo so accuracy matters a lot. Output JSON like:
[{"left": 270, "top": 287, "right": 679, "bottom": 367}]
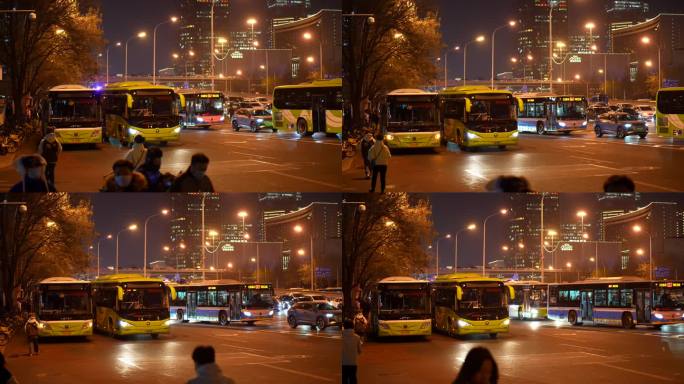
[
  {"left": 491, "top": 21, "right": 516, "bottom": 89},
  {"left": 96, "top": 234, "right": 112, "bottom": 277},
  {"left": 116, "top": 224, "right": 138, "bottom": 274},
  {"left": 106, "top": 42, "right": 121, "bottom": 85},
  {"left": 548, "top": 1, "right": 555, "bottom": 92},
  {"left": 435, "top": 234, "right": 452, "bottom": 276},
  {"left": 444, "top": 45, "right": 460, "bottom": 89},
  {"left": 454, "top": 224, "right": 476, "bottom": 272},
  {"left": 641, "top": 36, "right": 662, "bottom": 88},
  {"left": 294, "top": 224, "right": 314, "bottom": 291},
  {"left": 153, "top": 17, "right": 178, "bottom": 85},
  {"left": 464, "top": 36, "right": 485, "bottom": 86},
  {"left": 143, "top": 209, "right": 169, "bottom": 278},
  {"left": 125, "top": 31, "right": 147, "bottom": 81},
  {"left": 633, "top": 224, "right": 653, "bottom": 280},
  {"left": 482, "top": 209, "right": 508, "bottom": 276}
]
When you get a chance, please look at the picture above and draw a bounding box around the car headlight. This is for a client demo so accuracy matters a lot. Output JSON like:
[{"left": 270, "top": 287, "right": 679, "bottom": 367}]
[
  {"left": 196, "top": 117, "right": 204, "bottom": 122},
  {"left": 466, "top": 132, "right": 478, "bottom": 140},
  {"left": 385, "top": 134, "right": 394, "bottom": 141},
  {"left": 325, "top": 313, "right": 334, "bottom": 318},
  {"left": 654, "top": 313, "right": 664, "bottom": 320},
  {"left": 173, "top": 127, "right": 181, "bottom": 133},
  {"left": 268, "top": 310, "right": 274, "bottom": 316},
  {"left": 558, "top": 122, "right": 567, "bottom": 127},
  {"left": 82, "top": 321, "right": 92, "bottom": 329},
  {"left": 219, "top": 116, "right": 225, "bottom": 121},
  {"left": 512, "top": 131, "right": 519, "bottom": 137},
  {"left": 582, "top": 121, "right": 587, "bottom": 126},
  {"left": 38, "top": 322, "right": 46, "bottom": 329},
  {"left": 163, "top": 319, "right": 172, "bottom": 326},
  {"left": 257, "top": 118, "right": 264, "bottom": 123},
  {"left": 434, "top": 133, "right": 441, "bottom": 140},
  {"left": 243, "top": 311, "right": 252, "bottom": 317},
  {"left": 503, "top": 319, "right": 511, "bottom": 326},
  {"left": 624, "top": 123, "right": 632, "bottom": 128},
  {"left": 457, "top": 319, "right": 470, "bottom": 327},
  {"left": 118, "top": 320, "right": 132, "bottom": 328},
  {"left": 128, "top": 128, "right": 139, "bottom": 136}
]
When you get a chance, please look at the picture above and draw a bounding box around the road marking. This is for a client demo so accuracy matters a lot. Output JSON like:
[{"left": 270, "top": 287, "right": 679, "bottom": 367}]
[
  {"left": 254, "top": 170, "right": 341, "bottom": 189},
  {"left": 634, "top": 181, "right": 682, "bottom": 192},
  {"left": 219, "top": 343, "right": 268, "bottom": 353},
  {"left": 597, "top": 363, "right": 675, "bottom": 381},
  {"left": 248, "top": 363, "right": 335, "bottom": 382},
  {"left": 559, "top": 343, "right": 607, "bottom": 353}
]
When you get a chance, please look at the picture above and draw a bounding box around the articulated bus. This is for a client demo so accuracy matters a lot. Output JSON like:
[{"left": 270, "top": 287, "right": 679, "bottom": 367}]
[
  {"left": 171, "top": 280, "right": 275, "bottom": 326},
  {"left": 380, "top": 89, "right": 441, "bottom": 149},
  {"left": 655, "top": 87, "right": 684, "bottom": 139},
  {"left": 45, "top": 85, "right": 102, "bottom": 145},
  {"left": 32, "top": 277, "right": 93, "bottom": 338},
  {"left": 101, "top": 82, "right": 181, "bottom": 146},
  {"left": 91, "top": 274, "right": 175, "bottom": 337},
  {"left": 177, "top": 90, "right": 226, "bottom": 129},
  {"left": 548, "top": 277, "right": 684, "bottom": 329},
  {"left": 272, "top": 78, "right": 342, "bottom": 136},
  {"left": 517, "top": 94, "right": 588, "bottom": 135},
  {"left": 369, "top": 277, "right": 432, "bottom": 337},
  {"left": 506, "top": 281, "right": 548, "bottom": 320},
  {"left": 438, "top": 86, "right": 519, "bottom": 151},
  {"left": 431, "top": 273, "right": 513, "bottom": 338}
]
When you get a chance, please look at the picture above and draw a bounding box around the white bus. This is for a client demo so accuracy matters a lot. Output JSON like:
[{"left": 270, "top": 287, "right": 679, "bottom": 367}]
[
  {"left": 381, "top": 89, "right": 441, "bottom": 149},
  {"left": 517, "top": 94, "right": 588, "bottom": 135},
  {"left": 506, "top": 281, "right": 548, "bottom": 320},
  {"left": 369, "top": 276, "right": 432, "bottom": 337},
  {"left": 45, "top": 85, "right": 102, "bottom": 145},
  {"left": 31, "top": 277, "right": 93, "bottom": 337}
]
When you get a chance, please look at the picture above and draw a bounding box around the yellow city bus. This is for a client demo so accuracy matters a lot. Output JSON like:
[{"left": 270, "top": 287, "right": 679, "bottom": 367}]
[
  {"left": 101, "top": 82, "right": 181, "bottom": 146},
  {"left": 369, "top": 276, "right": 432, "bottom": 337},
  {"left": 506, "top": 281, "right": 548, "bottom": 320},
  {"left": 91, "top": 274, "right": 176, "bottom": 338},
  {"left": 381, "top": 89, "right": 441, "bottom": 149},
  {"left": 32, "top": 277, "right": 93, "bottom": 338},
  {"left": 431, "top": 273, "right": 513, "bottom": 338},
  {"left": 655, "top": 87, "right": 684, "bottom": 139},
  {"left": 45, "top": 85, "right": 102, "bottom": 145},
  {"left": 272, "top": 78, "right": 342, "bottom": 136},
  {"left": 438, "top": 86, "right": 520, "bottom": 150}
]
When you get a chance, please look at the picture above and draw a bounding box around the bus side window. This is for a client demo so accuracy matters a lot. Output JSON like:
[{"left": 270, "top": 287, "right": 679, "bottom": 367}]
[
  {"left": 197, "top": 290, "right": 208, "bottom": 307},
  {"left": 607, "top": 289, "right": 620, "bottom": 307},
  {"left": 549, "top": 286, "right": 558, "bottom": 305},
  {"left": 621, "top": 289, "right": 633, "bottom": 307},
  {"left": 217, "top": 290, "right": 227, "bottom": 307},
  {"left": 594, "top": 289, "right": 607, "bottom": 306}
]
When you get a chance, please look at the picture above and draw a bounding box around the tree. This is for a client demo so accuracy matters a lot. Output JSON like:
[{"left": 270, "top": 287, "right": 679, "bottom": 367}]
[
  {"left": 0, "top": 193, "right": 95, "bottom": 311},
  {"left": 0, "top": 0, "right": 104, "bottom": 127},
  {"left": 343, "top": 0, "right": 441, "bottom": 135},
  {"left": 341, "top": 193, "right": 434, "bottom": 319}
]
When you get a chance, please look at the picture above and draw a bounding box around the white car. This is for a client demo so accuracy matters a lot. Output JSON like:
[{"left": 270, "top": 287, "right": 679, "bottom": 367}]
[{"left": 635, "top": 105, "right": 655, "bottom": 122}]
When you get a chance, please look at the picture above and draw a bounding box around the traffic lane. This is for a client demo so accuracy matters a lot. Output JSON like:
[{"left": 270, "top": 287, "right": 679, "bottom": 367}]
[
  {"left": 358, "top": 321, "right": 684, "bottom": 384},
  {"left": 7, "top": 317, "right": 340, "bottom": 384},
  {"left": 341, "top": 130, "right": 684, "bottom": 193},
  {"left": 0, "top": 123, "right": 341, "bottom": 192}
]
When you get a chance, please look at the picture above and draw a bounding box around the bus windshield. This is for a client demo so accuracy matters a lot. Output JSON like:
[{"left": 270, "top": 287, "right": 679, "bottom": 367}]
[
  {"left": 529, "top": 288, "right": 548, "bottom": 306},
  {"left": 657, "top": 90, "right": 684, "bottom": 114},
  {"left": 459, "top": 286, "right": 507, "bottom": 310},
  {"left": 131, "top": 94, "right": 174, "bottom": 117},
  {"left": 387, "top": 98, "right": 438, "bottom": 131},
  {"left": 654, "top": 288, "right": 684, "bottom": 310},
  {"left": 40, "top": 289, "right": 90, "bottom": 315},
  {"left": 50, "top": 97, "right": 98, "bottom": 121},
  {"left": 556, "top": 101, "right": 586, "bottom": 119},
  {"left": 468, "top": 98, "right": 515, "bottom": 122},
  {"left": 379, "top": 288, "right": 429, "bottom": 314},
  {"left": 120, "top": 287, "right": 166, "bottom": 311},
  {"left": 244, "top": 288, "right": 274, "bottom": 308},
  {"left": 193, "top": 97, "right": 224, "bottom": 115}
]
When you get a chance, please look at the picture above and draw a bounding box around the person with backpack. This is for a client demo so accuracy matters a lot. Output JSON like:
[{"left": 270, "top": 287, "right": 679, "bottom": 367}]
[
  {"left": 37, "top": 132, "right": 62, "bottom": 186},
  {"left": 25, "top": 314, "right": 39, "bottom": 356},
  {"left": 125, "top": 135, "right": 147, "bottom": 169}
]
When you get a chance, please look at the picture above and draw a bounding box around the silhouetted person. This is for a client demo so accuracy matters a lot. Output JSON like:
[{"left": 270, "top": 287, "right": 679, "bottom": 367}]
[
  {"left": 9, "top": 154, "right": 56, "bottom": 192},
  {"left": 453, "top": 347, "right": 498, "bottom": 384},
  {"left": 187, "top": 345, "right": 235, "bottom": 384},
  {"left": 368, "top": 133, "right": 391, "bottom": 193},
  {"left": 0, "top": 352, "right": 19, "bottom": 384},
  {"left": 486, "top": 176, "right": 532, "bottom": 193},
  {"left": 171, "top": 153, "right": 215, "bottom": 192},
  {"left": 342, "top": 319, "right": 362, "bottom": 384},
  {"left": 603, "top": 175, "right": 635, "bottom": 193}
]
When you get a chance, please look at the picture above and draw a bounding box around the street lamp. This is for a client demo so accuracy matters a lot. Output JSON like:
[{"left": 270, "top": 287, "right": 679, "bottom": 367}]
[
  {"left": 124, "top": 31, "right": 147, "bottom": 81},
  {"left": 491, "top": 20, "right": 517, "bottom": 89},
  {"left": 464, "top": 35, "right": 485, "bottom": 86},
  {"left": 632, "top": 224, "right": 653, "bottom": 280},
  {"left": 303, "top": 31, "right": 324, "bottom": 80},
  {"left": 152, "top": 16, "right": 178, "bottom": 85},
  {"left": 454, "top": 223, "right": 476, "bottom": 272},
  {"left": 237, "top": 211, "right": 248, "bottom": 233},
  {"left": 482, "top": 209, "right": 508, "bottom": 276},
  {"left": 143, "top": 209, "right": 168, "bottom": 278},
  {"left": 434, "top": 233, "right": 452, "bottom": 276},
  {"left": 442, "top": 45, "right": 460, "bottom": 89},
  {"left": 105, "top": 42, "right": 122, "bottom": 85},
  {"left": 293, "top": 224, "right": 315, "bottom": 291},
  {"left": 115, "top": 224, "right": 138, "bottom": 274},
  {"left": 95, "top": 234, "right": 113, "bottom": 278},
  {"left": 641, "top": 36, "right": 661, "bottom": 87}
]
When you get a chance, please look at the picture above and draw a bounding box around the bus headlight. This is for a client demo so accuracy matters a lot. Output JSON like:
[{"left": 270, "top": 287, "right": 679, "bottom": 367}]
[
  {"left": 503, "top": 319, "right": 511, "bottom": 326},
  {"left": 128, "top": 128, "right": 140, "bottom": 136},
  {"left": 118, "top": 320, "right": 132, "bottom": 328},
  {"left": 163, "top": 320, "right": 172, "bottom": 326},
  {"left": 38, "top": 322, "right": 47, "bottom": 329},
  {"left": 82, "top": 321, "right": 92, "bottom": 329},
  {"left": 558, "top": 122, "right": 567, "bottom": 127},
  {"left": 268, "top": 310, "right": 274, "bottom": 316},
  {"left": 325, "top": 313, "right": 334, "bottom": 318},
  {"left": 196, "top": 117, "right": 204, "bottom": 122},
  {"left": 385, "top": 134, "right": 394, "bottom": 141},
  {"left": 624, "top": 123, "right": 632, "bottom": 128},
  {"left": 457, "top": 319, "right": 471, "bottom": 327},
  {"left": 257, "top": 118, "right": 264, "bottom": 123},
  {"left": 220, "top": 116, "right": 225, "bottom": 121},
  {"left": 173, "top": 127, "right": 181, "bottom": 133},
  {"left": 466, "top": 132, "right": 478, "bottom": 140},
  {"left": 243, "top": 311, "right": 252, "bottom": 317},
  {"left": 434, "top": 133, "right": 441, "bottom": 141},
  {"left": 654, "top": 313, "right": 664, "bottom": 320},
  {"left": 512, "top": 131, "right": 519, "bottom": 138}
]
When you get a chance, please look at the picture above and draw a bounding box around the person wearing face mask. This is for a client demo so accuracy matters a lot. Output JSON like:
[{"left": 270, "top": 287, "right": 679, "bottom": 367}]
[
  {"left": 9, "top": 154, "right": 57, "bottom": 192},
  {"left": 171, "top": 153, "right": 215, "bottom": 192},
  {"left": 102, "top": 159, "right": 148, "bottom": 192},
  {"left": 187, "top": 346, "right": 234, "bottom": 384},
  {"left": 124, "top": 135, "right": 147, "bottom": 169},
  {"left": 137, "top": 146, "right": 175, "bottom": 192},
  {"left": 37, "top": 132, "right": 62, "bottom": 186}
]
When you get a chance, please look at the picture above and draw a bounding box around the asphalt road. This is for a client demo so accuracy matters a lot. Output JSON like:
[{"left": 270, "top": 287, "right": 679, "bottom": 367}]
[
  {"left": 358, "top": 321, "right": 684, "bottom": 384},
  {"left": 342, "top": 124, "right": 684, "bottom": 193},
  {"left": 3, "top": 312, "right": 340, "bottom": 384},
  {"left": 0, "top": 123, "right": 341, "bottom": 192}
]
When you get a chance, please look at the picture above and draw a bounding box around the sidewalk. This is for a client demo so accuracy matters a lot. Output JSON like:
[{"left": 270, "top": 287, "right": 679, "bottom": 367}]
[{"left": 0, "top": 134, "right": 41, "bottom": 171}]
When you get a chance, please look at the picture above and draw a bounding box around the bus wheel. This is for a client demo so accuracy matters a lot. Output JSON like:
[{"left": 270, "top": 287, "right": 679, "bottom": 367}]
[
  {"left": 151, "top": 333, "right": 159, "bottom": 339},
  {"left": 617, "top": 127, "right": 626, "bottom": 139},
  {"left": 489, "top": 333, "right": 498, "bottom": 339},
  {"left": 568, "top": 311, "right": 578, "bottom": 326},
  {"left": 246, "top": 321, "right": 256, "bottom": 326},
  {"left": 296, "top": 119, "right": 310, "bottom": 136},
  {"left": 653, "top": 324, "right": 662, "bottom": 330},
  {"left": 288, "top": 316, "right": 298, "bottom": 329},
  {"left": 536, "top": 122, "right": 545, "bottom": 135},
  {"left": 621, "top": 312, "right": 634, "bottom": 329},
  {"left": 218, "top": 311, "right": 228, "bottom": 326},
  {"left": 176, "top": 309, "right": 184, "bottom": 321},
  {"left": 498, "top": 145, "right": 506, "bottom": 150},
  {"left": 595, "top": 125, "right": 603, "bottom": 137},
  {"left": 316, "top": 317, "right": 327, "bottom": 331},
  {"left": 250, "top": 122, "right": 257, "bottom": 133},
  {"left": 232, "top": 120, "right": 240, "bottom": 131}
]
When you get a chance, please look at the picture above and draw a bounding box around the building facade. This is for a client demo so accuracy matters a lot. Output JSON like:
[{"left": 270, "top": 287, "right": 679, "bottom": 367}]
[
  {"left": 177, "top": 0, "right": 231, "bottom": 77},
  {"left": 168, "top": 193, "right": 222, "bottom": 270},
  {"left": 506, "top": 193, "right": 560, "bottom": 270}
]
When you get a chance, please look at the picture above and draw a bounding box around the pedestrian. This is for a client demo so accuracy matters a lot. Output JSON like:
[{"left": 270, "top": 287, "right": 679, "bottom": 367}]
[
  {"left": 368, "top": 133, "right": 391, "bottom": 193},
  {"left": 9, "top": 154, "right": 57, "bottom": 193},
  {"left": 37, "top": 132, "right": 62, "bottom": 186},
  {"left": 125, "top": 135, "right": 147, "bottom": 169},
  {"left": 453, "top": 347, "right": 499, "bottom": 384},
  {"left": 0, "top": 352, "right": 19, "bottom": 384},
  {"left": 187, "top": 345, "right": 235, "bottom": 384},
  {"left": 137, "top": 147, "right": 174, "bottom": 192},
  {"left": 360, "top": 132, "right": 375, "bottom": 179},
  {"left": 342, "top": 319, "right": 362, "bottom": 384},
  {"left": 25, "top": 313, "right": 39, "bottom": 356},
  {"left": 603, "top": 175, "right": 635, "bottom": 193},
  {"left": 102, "top": 159, "right": 148, "bottom": 192},
  {"left": 170, "top": 153, "right": 215, "bottom": 192}
]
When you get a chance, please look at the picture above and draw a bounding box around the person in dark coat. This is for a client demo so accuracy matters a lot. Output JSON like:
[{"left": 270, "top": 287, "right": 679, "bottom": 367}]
[
  {"left": 37, "top": 132, "right": 62, "bottom": 186},
  {"left": 137, "top": 146, "right": 174, "bottom": 192},
  {"left": 101, "top": 159, "right": 148, "bottom": 192},
  {"left": 9, "top": 154, "right": 56, "bottom": 193},
  {"left": 0, "top": 352, "right": 19, "bottom": 384},
  {"left": 171, "top": 153, "right": 215, "bottom": 192},
  {"left": 453, "top": 347, "right": 499, "bottom": 384}
]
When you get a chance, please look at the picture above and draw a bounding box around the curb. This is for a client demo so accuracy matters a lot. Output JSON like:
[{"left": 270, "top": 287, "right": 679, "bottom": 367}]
[{"left": 0, "top": 134, "right": 41, "bottom": 170}]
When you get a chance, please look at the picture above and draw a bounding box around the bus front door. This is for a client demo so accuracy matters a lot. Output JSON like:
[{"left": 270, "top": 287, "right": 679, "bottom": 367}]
[
  {"left": 635, "top": 289, "right": 651, "bottom": 323},
  {"left": 580, "top": 290, "right": 593, "bottom": 321},
  {"left": 187, "top": 291, "right": 197, "bottom": 320},
  {"left": 312, "top": 96, "right": 326, "bottom": 134},
  {"left": 228, "top": 291, "right": 241, "bottom": 321}
]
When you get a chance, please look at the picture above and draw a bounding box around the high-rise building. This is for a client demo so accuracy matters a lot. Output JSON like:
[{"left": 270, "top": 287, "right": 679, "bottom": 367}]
[
  {"left": 506, "top": 193, "right": 560, "bottom": 270},
  {"left": 177, "top": 0, "right": 231, "bottom": 76},
  {"left": 168, "top": 194, "right": 222, "bottom": 269},
  {"left": 266, "top": 0, "right": 312, "bottom": 48},
  {"left": 257, "top": 193, "right": 303, "bottom": 241},
  {"left": 605, "top": 0, "right": 650, "bottom": 51},
  {"left": 515, "top": 0, "right": 568, "bottom": 81}
]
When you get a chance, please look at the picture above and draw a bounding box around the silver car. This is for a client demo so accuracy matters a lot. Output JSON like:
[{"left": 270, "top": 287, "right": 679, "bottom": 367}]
[
  {"left": 287, "top": 301, "right": 342, "bottom": 330},
  {"left": 595, "top": 112, "right": 648, "bottom": 139}
]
